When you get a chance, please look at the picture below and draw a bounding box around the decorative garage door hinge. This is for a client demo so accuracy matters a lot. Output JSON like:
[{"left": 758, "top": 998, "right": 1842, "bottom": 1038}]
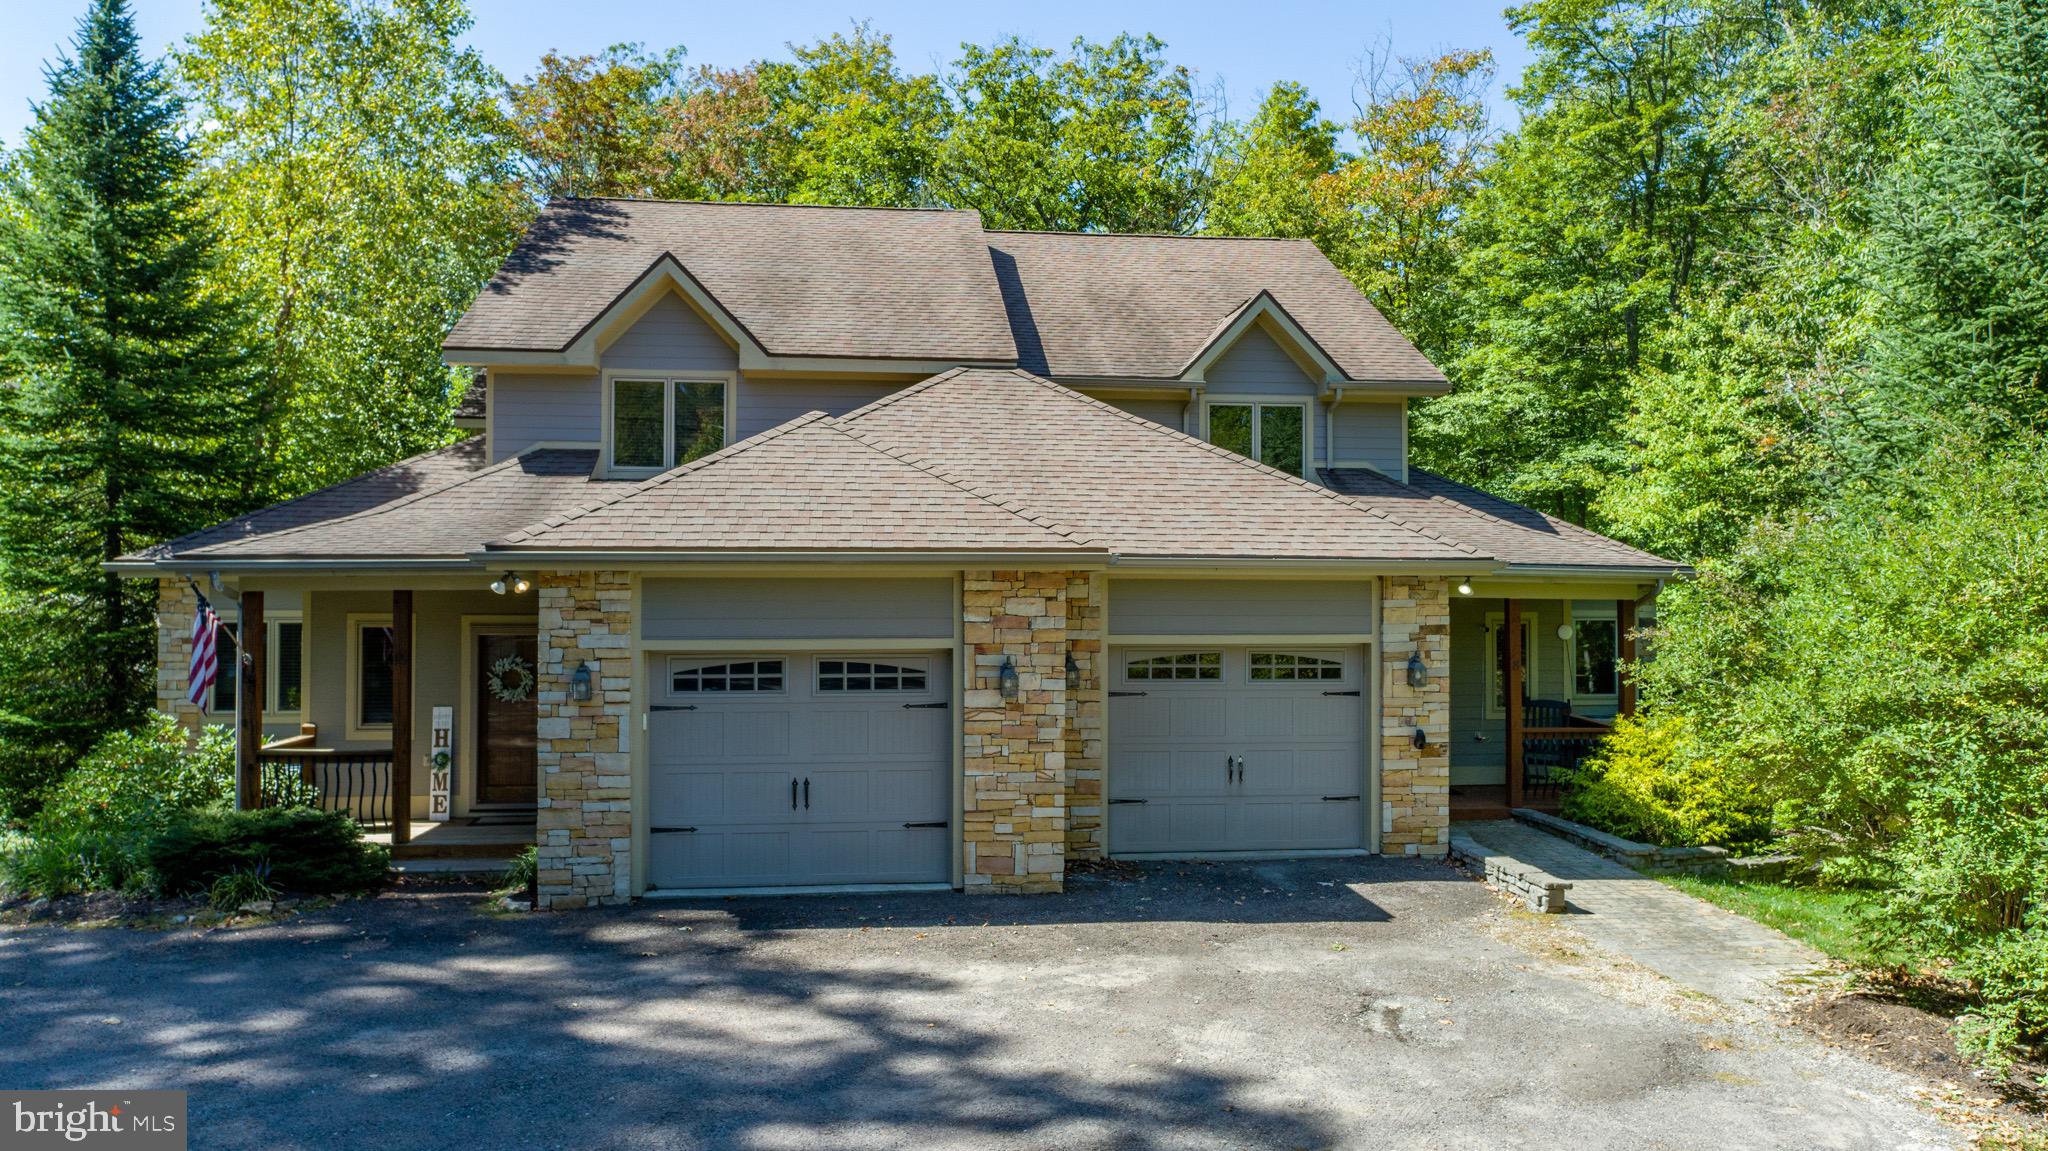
[
  {"left": 900, "top": 701, "right": 947, "bottom": 709},
  {"left": 901, "top": 820, "right": 949, "bottom": 828},
  {"left": 650, "top": 826, "right": 698, "bottom": 834},
  {"left": 1108, "top": 691, "right": 1148, "bottom": 698},
  {"left": 1107, "top": 798, "right": 1149, "bottom": 805}
]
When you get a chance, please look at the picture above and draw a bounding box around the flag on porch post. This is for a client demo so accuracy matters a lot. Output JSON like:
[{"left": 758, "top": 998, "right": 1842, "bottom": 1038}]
[{"left": 188, "top": 593, "right": 222, "bottom": 714}]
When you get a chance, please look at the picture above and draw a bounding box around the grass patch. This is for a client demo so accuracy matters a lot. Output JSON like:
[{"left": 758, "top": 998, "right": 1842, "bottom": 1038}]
[{"left": 1658, "top": 872, "right": 1909, "bottom": 967}]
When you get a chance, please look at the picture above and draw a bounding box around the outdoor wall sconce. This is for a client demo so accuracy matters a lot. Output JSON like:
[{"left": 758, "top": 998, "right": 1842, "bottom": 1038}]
[
  {"left": 998, "top": 656, "right": 1020, "bottom": 701},
  {"left": 1065, "top": 652, "right": 1081, "bottom": 691},
  {"left": 1413, "top": 727, "right": 1428, "bottom": 750},
  {"left": 1456, "top": 581, "right": 1473, "bottom": 596},
  {"left": 570, "top": 661, "right": 594, "bottom": 702},
  {"left": 490, "top": 571, "right": 532, "bottom": 596},
  {"left": 1405, "top": 651, "right": 1429, "bottom": 689},
  {"left": 1557, "top": 623, "right": 1575, "bottom": 642}
]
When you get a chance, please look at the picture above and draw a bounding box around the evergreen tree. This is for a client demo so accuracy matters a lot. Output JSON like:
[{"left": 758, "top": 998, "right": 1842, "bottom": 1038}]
[
  {"left": 1863, "top": 0, "right": 2048, "bottom": 451},
  {"left": 0, "top": 0, "right": 269, "bottom": 812}
]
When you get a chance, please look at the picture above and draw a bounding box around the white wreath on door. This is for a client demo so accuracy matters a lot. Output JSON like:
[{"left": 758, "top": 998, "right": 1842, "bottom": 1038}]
[{"left": 486, "top": 653, "right": 535, "bottom": 703}]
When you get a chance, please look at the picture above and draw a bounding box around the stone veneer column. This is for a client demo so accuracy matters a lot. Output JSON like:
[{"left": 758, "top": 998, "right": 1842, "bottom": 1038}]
[
  {"left": 156, "top": 578, "right": 209, "bottom": 736},
  {"left": 961, "top": 571, "right": 1070, "bottom": 892},
  {"left": 1379, "top": 575, "right": 1451, "bottom": 855},
  {"left": 1063, "top": 573, "right": 1106, "bottom": 860},
  {"left": 535, "top": 570, "right": 634, "bottom": 909}
]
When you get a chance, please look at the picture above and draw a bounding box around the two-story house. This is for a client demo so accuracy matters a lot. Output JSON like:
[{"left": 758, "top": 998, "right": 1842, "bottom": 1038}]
[{"left": 116, "top": 199, "right": 1682, "bottom": 909}]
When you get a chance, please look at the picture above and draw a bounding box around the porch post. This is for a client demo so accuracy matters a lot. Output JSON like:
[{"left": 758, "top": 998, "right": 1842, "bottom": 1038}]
[
  {"left": 1616, "top": 598, "right": 1638, "bottom": 719},
  {"left": 236, "top": 591, "right": 265, "bottom": 810},
  {"left": 1505, "top": 597, "right": 1524, "bottom": 808},
  {"left": 391, "top": 589, "right": 413, "bottom": 846}
]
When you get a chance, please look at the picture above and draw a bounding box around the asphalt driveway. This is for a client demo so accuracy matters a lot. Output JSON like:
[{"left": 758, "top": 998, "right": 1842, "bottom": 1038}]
[{"left": 2, "top": 858, "right": 1955, "bottom": 1150}]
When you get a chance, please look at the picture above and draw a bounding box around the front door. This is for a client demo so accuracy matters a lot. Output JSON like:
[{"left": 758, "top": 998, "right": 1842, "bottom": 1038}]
[{"left": 475, "top": 631, "right": 538, "bottom": 806}]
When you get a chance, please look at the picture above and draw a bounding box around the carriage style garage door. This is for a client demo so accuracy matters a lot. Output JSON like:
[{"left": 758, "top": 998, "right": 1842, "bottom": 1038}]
[
  {"left": 646, "top": 651, "right": 952, "bottom": 890},
  {"left": 1107, "top": 646, "right": 1369, "bottom": 855}
]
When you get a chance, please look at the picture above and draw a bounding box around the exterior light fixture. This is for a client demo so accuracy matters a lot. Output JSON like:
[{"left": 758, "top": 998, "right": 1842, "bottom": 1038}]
[
  {"left": 490, "top": 571, "right": 533, "bottom": 596},
  {"left": 1065, "top": 652, "right": 1081, "bottom": 691},
  {"left": 511, "top": 574, "right": 532, "bottom": 595},
  {"left": 570, "top": 661, "right": 594, "bottom": 702},
  {"left": 1413, "top": 727, "right": 1428, "bottom": 750},
  {"left": 1456, "top": 581, "right": 1473, "bottom": 596},
  {"left": 998, "top": 656, "right": 1020, "bottom": 701},
  {"left": 1405, "top": 651, "right": 1429, "bottom": 689},
  {"left": 1557, "top": 623, "right": 1575, "bottom": 642},
  {"left": 490, "top": 572, "right": 509, "bottom": 595}
]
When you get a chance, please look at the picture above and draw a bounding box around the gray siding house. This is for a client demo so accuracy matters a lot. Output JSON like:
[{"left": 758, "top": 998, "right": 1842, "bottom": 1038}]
[{"left": 117, "top": 199, "right": 1680, "bottom": 909}]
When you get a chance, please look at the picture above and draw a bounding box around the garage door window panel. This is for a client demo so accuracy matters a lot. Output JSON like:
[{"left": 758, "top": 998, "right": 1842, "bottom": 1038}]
[
  {"left": 671, "top": 658, "right": 785, "bottom": 693},
  {"left": 1248, "top": 651, "right": 1346, "bottom": 682},
  {"left": 1125, "top": 652, "right": 1222, "bottom": 681},
  {"left": 817, "top": 658, "right": 929, "bottom": 693}
]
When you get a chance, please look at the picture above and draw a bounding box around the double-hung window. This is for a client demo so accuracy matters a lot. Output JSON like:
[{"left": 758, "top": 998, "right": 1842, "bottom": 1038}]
[
  {"left": 1204, "top": 400, "right": 1307, "bottom": 476},
  {"left": 210, "top": 615, "right": 304, "bottom": 717},
  {"left": 1571, "top": 611, "right": 1620, "bottom": 699},
  {"left": 607, "top": 375, "right": 729, "bottom": 475}
]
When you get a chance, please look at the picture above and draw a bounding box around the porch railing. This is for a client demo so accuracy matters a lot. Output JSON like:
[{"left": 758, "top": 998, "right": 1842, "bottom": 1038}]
[
  {"left": 1520, "top": 726, "right": 1608, "bottom": 803},
  {"left": 256, "top": 747, "right": 395, "bottom": 831}
]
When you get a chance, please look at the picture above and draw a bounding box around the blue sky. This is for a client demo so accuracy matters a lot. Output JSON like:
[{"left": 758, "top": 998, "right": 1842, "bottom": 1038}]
[{"left": 3, "top": 0, "right": 1532, "bottom": 149}]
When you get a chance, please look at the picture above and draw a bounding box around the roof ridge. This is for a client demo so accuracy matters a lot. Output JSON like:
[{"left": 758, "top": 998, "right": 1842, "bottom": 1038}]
[
  {"left": 564, "top": 197, "right": 981, "bottom": 217},
  {"left": 493, "top": 413, "right": 835, "bottom": 546},
  {"left": 987, "top": 370, "right": 1493, "bottom": 559},
  {"left": 145, "top": 438, "right": 485, "bottom": 558},
  {"left": 828, "top": 419, "right": 1104, "bottom": 549},
  {"left": 984, "top": 229, "right": 1321, "bottom": 243},
  {"left": 1404, "top": 467, "right": 1662, "bottom": 562},
  {"left": 207, "top": 443, "right": 584, "bottom": 552}
]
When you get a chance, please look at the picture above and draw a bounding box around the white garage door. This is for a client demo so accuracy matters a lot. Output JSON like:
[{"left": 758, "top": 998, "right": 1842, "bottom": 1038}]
[
  {"left": 647, "top": 652, "right": 951, "bottom": 890},
  {"left": 1108, "top": 646, "right": 1368, "bottom": 855}
]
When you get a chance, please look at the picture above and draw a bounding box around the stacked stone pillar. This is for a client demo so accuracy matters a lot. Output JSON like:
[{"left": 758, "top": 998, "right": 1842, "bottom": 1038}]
[
  {"left": 155, "top": 579, "right": 210, "bottom": 735},
  {"left": 1379, "top": 575, "right": 1451, "bottom": 855},
  {"left": 535, "top": 570, "right": 634, "bottom": 908},
  {"left": 1063, "top": 573, "right": 1106, "bottom": 860},
  {"left": 961, "top": 571, "right": 1071, "bottom": 891}
]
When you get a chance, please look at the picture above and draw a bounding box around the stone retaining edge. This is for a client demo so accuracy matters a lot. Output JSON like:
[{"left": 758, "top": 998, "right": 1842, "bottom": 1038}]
[
  {"left": 1510, "top": 808, "right": 1797, "bottom": 879},
  {"left": 1449, "top": 832, "right": 1573, "bottom": 913}
]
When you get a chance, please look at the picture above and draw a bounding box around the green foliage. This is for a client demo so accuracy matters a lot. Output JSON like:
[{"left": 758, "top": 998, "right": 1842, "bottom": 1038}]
[
  {"left": 505, "top": 43, "right": 689, "bottom": 201},
  {"left": 147, "top": 806, "right": 387, "bottom": 897},
  {"left": 1952, "top": 925, "right": 2048, "bottom": 1075},
  {"left": 499, "top": 844, "right": 537, "bottom": 894},
  {"left": 179, "top": 0, "right": 528, "bottom": 493},
  {"left": 0, "top": 0, "right": 271, "bottom": 811},
  {"left": 1660, "top": 874, "right": 1900, "bottom": 967},
  {"left": 208, "top": 861, "right": 279, "bottom": 910},
  {"left": 1562, "top": 715, "right": 1775, "bottom": 850},
  {"left": 1203, "top": 82, "right": 1341, "bottom": 245}
]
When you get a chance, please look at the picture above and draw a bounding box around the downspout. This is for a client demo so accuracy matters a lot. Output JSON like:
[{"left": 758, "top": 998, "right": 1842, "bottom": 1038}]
[
  {"left": 1181, "top": 384, "right": 1201, "bottom": 434},
  {"left": 1325, "top": 385, "right": 1346, "bottom": 472}
]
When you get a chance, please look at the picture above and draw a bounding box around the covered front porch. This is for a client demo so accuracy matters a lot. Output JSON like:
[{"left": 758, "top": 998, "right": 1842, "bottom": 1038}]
[
  {"left": 1444, "top": 588, "right": 1643, "bottom": 822},
  {"left": 196, "top": 577, "right": 543, "bottom": 863}
]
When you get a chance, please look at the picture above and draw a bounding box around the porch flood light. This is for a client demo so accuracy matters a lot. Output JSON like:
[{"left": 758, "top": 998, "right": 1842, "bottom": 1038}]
[
  {"left": 490, "top": 571, "right": 532, "bottom": 596},
  {"left": 998, "top": 656, "right": 1020, "bottom": 701},
  {"left": 1456, "top": 581, "right": 1473, "bottom": 596}
]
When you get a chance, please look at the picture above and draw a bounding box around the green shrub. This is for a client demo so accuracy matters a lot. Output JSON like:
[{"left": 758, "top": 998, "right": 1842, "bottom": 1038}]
[
  {"left": 499, "top": 845, "right": 537, "bottom": 895},
  {"left": 208, "top": 862, "right": 280, "bottom": 911},
  {"left": 147, "top": 807, "right": 387, "bottom": 897},
  {"left": 1562, "top": 714, "right": 1775, "bottom": 851}
]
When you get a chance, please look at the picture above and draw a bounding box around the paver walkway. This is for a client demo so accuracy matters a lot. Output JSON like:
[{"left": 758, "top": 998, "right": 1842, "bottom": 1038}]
[{"left": 1458, "top": 819, "right": 1828, "bottom": 1004}]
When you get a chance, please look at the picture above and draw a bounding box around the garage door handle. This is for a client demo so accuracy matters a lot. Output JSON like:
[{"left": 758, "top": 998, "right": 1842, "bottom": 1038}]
[
  {"left": 1109, "top": 690, "right": 1147, "bottom": 698},
  {"left": 651, "top": 826, "right": 697, "bottom": 833},
  {"left": 1108, "top": 798, "right": 1147, "bottom": 805},
  {"left": 650, "top": 704, "right": 698, "bottom": 712},
  {"left": 803, "top": 777, "right": 811, "bottom": 810},
  {"left": 901, "top": 701, "right": 947, "bottom": 709},
  {"left": 902, "top": 820, "right": 948, "bottom": 828},
  {"left": 792, "top": 779, "right": 798, "bottom": 810},
  {"left": 1320, "top": 795, "right": 1360, "bottom": 802},
  {"left": 1322, "top": 690, "right": 1361, "bottom": 697}
]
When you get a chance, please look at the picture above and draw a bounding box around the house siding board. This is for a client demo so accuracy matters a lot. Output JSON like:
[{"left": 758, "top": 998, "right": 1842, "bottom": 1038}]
[
  {"left": 641, "top": 577, "right": 954, "bottom": 641},
  {"left": 735, "top": 378, "right": 906, "bottom": 439},
  {"left": 493, "top": 372, "right": 599, "bottom": 462},
  {"left": 1092, "top": 395, "right": 1185, "bottom": 430},
  {"left": 1108, "top": 578, "right": 1373, "bottom": 637},
  {"left": 1448, "top": 596, "right": 1573, "bottom": 786},
  {"left": 599, "top": 291, "right": 738, "bottom": 374},
  {"left": 1331, "top": 401, "right": 1404, "bottom": 474},
  {"left": 1204, "top": 325, "right": 1318, "bottom": 396}
]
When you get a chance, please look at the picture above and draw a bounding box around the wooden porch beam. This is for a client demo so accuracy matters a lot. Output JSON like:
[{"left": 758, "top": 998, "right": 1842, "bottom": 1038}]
[
  {"left": 1617, "top": 598, "right": 1639, "bottom": 719},
  {"left": 236, "top": 591, "right": 264, "bottom": 810},
  {"left": 391, "top": 589, "right": 413, "bottom": 846},
  {"left": 1505, "top": 597, "right": 1524, "bottom": 809}
]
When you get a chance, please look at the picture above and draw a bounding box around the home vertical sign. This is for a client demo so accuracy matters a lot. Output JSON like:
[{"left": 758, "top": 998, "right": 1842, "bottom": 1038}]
[{"left": 429, "top": 705, "right": 454, "bottom": 821}]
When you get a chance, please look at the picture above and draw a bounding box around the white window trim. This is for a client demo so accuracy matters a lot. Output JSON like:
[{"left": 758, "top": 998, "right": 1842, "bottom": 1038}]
[
  {"left": 1200, "top": 395, "right": 1315, "bottom": 477},
  {"left": 1117, "top": 649, "right": 1226, "bottom": 686},
  {"left": 344, "top": 613, "right": 414, "bottom": 742},
  {"left": 601, "top": 369, "right": 738, "bottom": 479},
  {"left": 813, "top": 654, "right": 936, "bottom": 695},
  {"left": 1569, "top": 603, "right": 1621, "bottom": 704},
  {"left": 665, "top": 655, "right": 789, "bottom": 697},
  {"left": 212, "top": 611, "right": 305, "bottom": 720},
  {"left": 1482, "top": 610, "right": 1539, "bottom": 721}
]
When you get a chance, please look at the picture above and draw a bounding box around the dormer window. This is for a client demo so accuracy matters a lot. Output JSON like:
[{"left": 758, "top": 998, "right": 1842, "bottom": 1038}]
[
  {"left": 1204, "top": 400, "right": 1307, "bottom": 477},
  {"left": 605, "top": 374, "right": 730, "bottom": 475}
]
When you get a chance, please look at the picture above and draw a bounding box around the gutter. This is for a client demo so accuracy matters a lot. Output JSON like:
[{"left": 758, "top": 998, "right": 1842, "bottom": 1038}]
[
  {"left": 106, "top": 557, "right": 482, "bottom": 575},
  {"left": 469, "top": 548, "right": 1115, "bottom": 569},
  {"left": 1496, "top": 563, "right": 1693, "bottom": 580}
]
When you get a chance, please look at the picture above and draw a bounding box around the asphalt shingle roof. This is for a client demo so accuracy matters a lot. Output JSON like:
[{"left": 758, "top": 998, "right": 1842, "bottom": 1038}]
[
  {"left": 443, "top": 199, "right": 1018, "bottom": 363},
  {"left": 1318, "top": 467, "right": 1677, "bottom": 570}
]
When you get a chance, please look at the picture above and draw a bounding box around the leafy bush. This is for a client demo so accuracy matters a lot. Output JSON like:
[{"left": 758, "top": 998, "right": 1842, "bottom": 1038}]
[
  {"left": 209, "top": 862, "right": 280, "bottom": 911},
  {"left": 0, "top": 714, "right": 235, "bottom": 897},
  {"left": 1562, "top": 715, "right": 1775, "bottom": 851},
  {"left": 499, "top": 845, "right": 537, "bottom": 895},
  {"left": 147, "top": 807, "right": 387, "bottom": 897},
  {"left": 1643, "top": 436, "right": 2048, "bottom": 1073}
]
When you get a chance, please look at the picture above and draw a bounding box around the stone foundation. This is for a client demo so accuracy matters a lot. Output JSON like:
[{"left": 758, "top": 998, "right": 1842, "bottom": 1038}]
[
  {"left": 535, "top": 570, "right": 634, "bottom": 909},
  {"left": 961, "top": 570, "right": 1071, "bottom": 892},
  {"left": 1379, "top": 576, "right": 1451, "bottom": 855}
]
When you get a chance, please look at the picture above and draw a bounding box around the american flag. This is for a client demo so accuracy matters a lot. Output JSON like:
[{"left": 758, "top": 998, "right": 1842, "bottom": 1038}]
[{"left": 188, "top": 594, "right": 222, "bottom": 713}]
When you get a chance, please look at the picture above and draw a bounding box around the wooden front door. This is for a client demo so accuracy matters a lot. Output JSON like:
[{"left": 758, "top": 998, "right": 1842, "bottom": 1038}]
[{"left": 475, "top": 632, "right": 538, "bottom": 806}]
